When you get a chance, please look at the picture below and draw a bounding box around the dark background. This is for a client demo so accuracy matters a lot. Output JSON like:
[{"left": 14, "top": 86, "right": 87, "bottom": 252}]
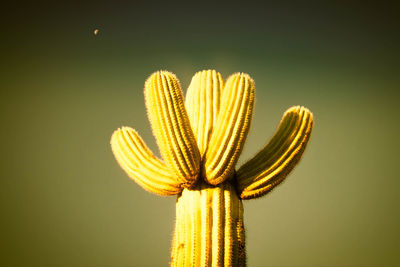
[{"left": 1, "top": 1, "right": 399, "bottom": 266}]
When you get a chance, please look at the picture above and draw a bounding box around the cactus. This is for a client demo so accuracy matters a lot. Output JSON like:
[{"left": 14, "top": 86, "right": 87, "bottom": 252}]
[{"left": 110, "top": 70, "right": 314, "bottom": 266}]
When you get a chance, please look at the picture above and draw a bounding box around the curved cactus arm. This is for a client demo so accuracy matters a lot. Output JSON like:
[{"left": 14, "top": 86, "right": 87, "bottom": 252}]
[
  {"left": 185, "top": 70, "right": 224, "bottom": 156},
  {"left": 236, "top": 106, "right": 314, "bottom": 200},
  {"left": 110, "top": 127, "right": 182, "bottom": 196},
  {"left": 203, "top": 73, "right": 255, "bottom": 185},
  {"left": 144, "top": 71, "right": 201, "bottom": 187}
]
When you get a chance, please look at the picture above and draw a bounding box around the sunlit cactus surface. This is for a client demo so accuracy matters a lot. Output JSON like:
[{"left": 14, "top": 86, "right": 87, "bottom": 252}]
[{"left": 110, "top": 70, "right": 314, "bottom": 266}]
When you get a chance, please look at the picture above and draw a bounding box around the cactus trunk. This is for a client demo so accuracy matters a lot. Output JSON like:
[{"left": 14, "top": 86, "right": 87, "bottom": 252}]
[{"left": 171, "top": 182, "right": 246, "bottom": 267}]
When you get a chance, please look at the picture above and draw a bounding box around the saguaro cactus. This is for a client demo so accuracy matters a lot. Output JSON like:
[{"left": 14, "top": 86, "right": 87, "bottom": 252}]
[{"left": 110, "top": 70, "right": 314, "bottom": 266}]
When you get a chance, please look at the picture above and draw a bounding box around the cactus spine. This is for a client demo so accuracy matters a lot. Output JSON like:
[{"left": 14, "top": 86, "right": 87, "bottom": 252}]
[{"left": 110, "top": 70, "right": 314, "bottom": 266}]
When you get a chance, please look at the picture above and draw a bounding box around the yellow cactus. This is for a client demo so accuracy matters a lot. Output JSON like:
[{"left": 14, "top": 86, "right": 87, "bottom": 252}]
[{"left": 110, "top": 70, "right": 314, "bottom": 266}]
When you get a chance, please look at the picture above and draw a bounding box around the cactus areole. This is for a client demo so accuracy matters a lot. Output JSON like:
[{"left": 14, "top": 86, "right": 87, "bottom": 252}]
[{"left": 110, "top": 70, "right": 314, "bottom": 266}]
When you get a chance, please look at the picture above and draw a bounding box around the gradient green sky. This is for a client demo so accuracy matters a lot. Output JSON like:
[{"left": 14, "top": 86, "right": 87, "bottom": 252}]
[{"left": 1, "top": 1, "right": 399, "bottom": 266}]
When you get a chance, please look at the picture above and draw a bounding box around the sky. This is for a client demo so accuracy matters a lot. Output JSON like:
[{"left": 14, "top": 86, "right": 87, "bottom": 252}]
[{"left": 1, "top": 1, "right": 399, "bottom": 266}]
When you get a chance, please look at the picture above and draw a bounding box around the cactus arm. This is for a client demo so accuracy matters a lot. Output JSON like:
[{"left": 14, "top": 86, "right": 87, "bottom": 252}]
[
  {"left": 203, "top": 73, "right": 255, "bottom": 185},
  {"left": 110, "top": 127, "right": 182, "bottom": 196},
  {"left": 144, "top": 71, "right": 201, "bottom": 187},
  {"left": 185, "top": 70, "right": 224, "bottom": 156},
  {"left": 236, "top": 106, "right": 314, "bottom": 200}
]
